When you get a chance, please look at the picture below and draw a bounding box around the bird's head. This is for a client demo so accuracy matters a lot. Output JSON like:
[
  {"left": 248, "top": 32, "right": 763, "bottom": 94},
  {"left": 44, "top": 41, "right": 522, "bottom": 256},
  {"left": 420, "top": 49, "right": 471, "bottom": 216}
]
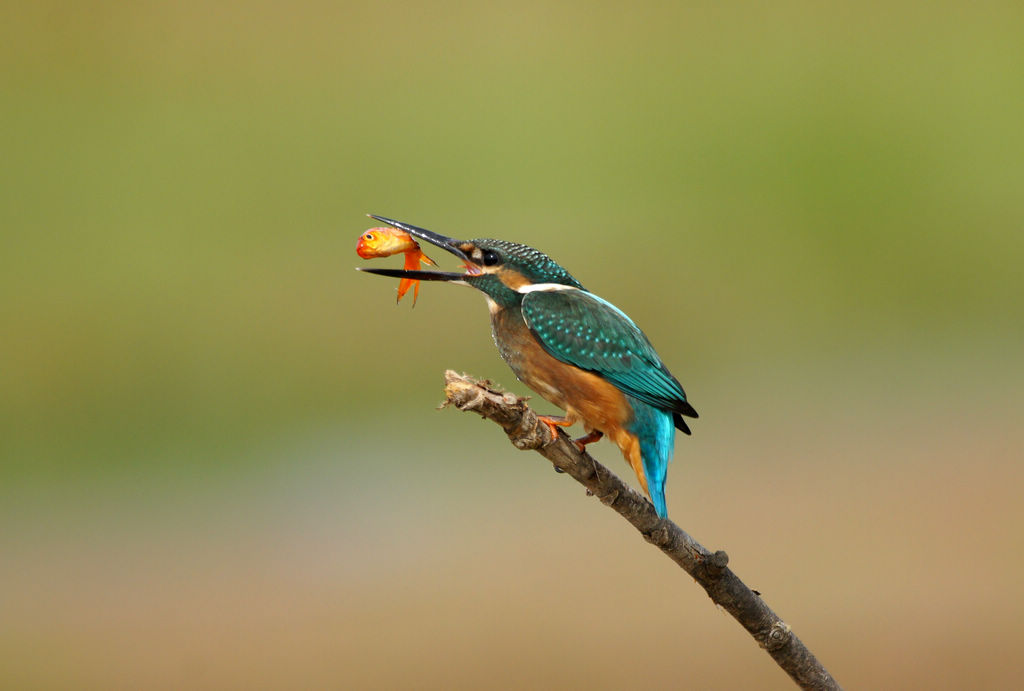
[{"left": 358, "top": 215, "right": 584, "bottom": 308}]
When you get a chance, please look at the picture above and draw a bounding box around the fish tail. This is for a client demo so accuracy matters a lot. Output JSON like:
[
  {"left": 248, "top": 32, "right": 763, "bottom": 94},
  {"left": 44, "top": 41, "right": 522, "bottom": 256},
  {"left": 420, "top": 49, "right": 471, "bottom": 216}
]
[
  {"left": 397, "top": 277, "right": 412, "bottom": 302},
  {"left": 395, "top": 252, "right": 417, "bottom": 303}
]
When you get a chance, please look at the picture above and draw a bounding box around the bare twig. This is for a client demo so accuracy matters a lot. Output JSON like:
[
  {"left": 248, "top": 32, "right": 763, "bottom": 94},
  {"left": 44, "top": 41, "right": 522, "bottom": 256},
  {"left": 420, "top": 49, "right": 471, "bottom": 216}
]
[{"left": 441, "top": 370, "right": 840, "bottom": 691}]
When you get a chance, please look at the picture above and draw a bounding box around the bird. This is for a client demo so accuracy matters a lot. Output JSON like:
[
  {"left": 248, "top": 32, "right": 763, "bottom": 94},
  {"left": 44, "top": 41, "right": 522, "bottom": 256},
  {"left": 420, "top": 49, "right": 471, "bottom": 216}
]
[{"left": 358, "top": 215, "right": 697, "bottom": 518}]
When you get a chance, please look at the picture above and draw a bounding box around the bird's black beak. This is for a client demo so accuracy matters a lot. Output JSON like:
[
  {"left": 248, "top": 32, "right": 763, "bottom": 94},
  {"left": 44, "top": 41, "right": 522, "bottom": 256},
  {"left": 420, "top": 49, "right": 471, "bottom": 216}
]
[
  {"left": 368, "top": 214, "right": 471, "bottom": 262},
  {"left": 356, "top": 266, "right": 467, "bottom": 282},
  {"left": 357, "top": 214, "right": 474, "bottom": 283}
]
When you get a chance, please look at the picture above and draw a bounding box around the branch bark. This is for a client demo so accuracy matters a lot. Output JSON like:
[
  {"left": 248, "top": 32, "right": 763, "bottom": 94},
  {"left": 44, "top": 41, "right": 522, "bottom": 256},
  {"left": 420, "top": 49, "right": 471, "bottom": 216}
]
[{"left": 441, "top": 370, "right": 840, "bottom": 691}]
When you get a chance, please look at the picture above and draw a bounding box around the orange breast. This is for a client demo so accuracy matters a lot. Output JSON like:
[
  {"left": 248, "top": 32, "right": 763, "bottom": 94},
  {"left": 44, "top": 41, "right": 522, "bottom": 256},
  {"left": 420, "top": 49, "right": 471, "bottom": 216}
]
[
  {"left": 491, "top": 305, "right": 650, "bottom": 492},
  {"left": 493, "top": 307, "right": 633, "bottom": 432}
]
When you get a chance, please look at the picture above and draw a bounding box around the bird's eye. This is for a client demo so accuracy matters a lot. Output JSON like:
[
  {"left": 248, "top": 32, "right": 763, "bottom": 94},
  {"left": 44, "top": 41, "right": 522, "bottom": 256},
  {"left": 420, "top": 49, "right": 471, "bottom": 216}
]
[
  {"left": 364, "top": 233, "right": 374, "bottom": 240},
  {"left": 482, "top": 250, "right": 501, "bottom": 266}
]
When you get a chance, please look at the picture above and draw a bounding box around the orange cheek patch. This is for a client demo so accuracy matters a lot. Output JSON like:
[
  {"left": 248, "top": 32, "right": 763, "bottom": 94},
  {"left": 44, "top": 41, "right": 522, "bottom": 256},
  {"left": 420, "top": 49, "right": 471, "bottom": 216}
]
[{"left": 497, "top": 269, "right": 531, "bottom": 290}]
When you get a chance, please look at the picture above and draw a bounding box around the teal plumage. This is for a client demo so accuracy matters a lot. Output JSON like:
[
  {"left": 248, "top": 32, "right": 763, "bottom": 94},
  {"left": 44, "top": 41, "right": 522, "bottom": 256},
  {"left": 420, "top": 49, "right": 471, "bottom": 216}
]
[
  {"left": 359, "top": 216, "right": 698, "bottom": 518},
  {"left": 625, "top": 397, "right": 675, "bottom": 518},
  {"left": 520, "top": 289, "right": 694, "bottom": 517},
  {"left": 520, "top": 290, "right": 697, "bottom": 425}
]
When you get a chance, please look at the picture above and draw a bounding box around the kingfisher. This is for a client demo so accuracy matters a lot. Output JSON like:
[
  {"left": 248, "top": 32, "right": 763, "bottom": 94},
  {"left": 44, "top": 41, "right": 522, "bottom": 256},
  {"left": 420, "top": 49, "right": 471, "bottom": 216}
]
[{"left": 358, "top": 215, "right": 698, "bottom": 518}]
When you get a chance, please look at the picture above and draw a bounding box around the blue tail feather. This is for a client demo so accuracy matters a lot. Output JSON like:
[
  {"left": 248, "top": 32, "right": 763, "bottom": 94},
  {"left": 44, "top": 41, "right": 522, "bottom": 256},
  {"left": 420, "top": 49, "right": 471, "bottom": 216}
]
[{"left": 627, "top": 397, "right": 676, "bottom": 518}]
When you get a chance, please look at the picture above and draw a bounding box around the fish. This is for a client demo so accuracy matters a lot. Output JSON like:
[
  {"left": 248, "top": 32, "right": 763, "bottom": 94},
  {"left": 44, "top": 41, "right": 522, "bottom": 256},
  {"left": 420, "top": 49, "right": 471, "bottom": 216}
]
[{"left": 356, "top": 227, "right": 437, "bottom": 305}]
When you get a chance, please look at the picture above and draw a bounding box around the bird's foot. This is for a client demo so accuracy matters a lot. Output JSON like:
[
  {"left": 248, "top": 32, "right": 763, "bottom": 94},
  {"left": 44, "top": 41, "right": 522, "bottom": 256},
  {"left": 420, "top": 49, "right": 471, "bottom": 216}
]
[
  {"left": 537, "top": 415, "right": 573, "bottom": 441},
  {"left": 572, "top": 430, "right": 604, "bottom": 453}
]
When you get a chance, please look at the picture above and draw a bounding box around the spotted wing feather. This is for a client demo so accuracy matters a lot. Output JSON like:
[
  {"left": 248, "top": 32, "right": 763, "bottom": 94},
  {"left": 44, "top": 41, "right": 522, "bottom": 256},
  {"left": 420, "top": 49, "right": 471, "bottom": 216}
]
[{"left": 520, "top": 289, "right": 698, "bottom": 425}]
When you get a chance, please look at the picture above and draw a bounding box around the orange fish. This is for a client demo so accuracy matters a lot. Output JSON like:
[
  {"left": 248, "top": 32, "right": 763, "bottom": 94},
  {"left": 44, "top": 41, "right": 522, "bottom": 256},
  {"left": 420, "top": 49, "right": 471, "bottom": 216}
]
[{"left": 356, "top": 227, "right": 437, "bottom": 304}]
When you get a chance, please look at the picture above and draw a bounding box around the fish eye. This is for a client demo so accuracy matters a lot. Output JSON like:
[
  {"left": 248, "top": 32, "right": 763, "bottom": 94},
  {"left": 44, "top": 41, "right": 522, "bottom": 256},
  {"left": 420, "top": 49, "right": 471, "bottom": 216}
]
[
  {"left": 482, "top": 249, "right": 501, "bottom": 266},
  {"left": 364, "top": 233, "right": 374, "bottom": 240}
]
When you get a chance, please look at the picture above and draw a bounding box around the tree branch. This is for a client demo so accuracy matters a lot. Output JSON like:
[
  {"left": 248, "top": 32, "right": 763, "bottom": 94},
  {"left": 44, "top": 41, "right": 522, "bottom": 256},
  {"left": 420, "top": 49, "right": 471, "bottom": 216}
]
[{"left": 441, "top": 370, "right": 840, "bottom": 691}]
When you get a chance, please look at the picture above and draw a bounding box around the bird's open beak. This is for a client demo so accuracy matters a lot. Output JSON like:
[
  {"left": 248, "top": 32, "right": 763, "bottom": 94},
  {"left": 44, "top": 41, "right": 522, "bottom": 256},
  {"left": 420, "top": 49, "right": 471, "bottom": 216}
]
[{"left": 356, "top": 214, "right": 473, "bottom": 283}]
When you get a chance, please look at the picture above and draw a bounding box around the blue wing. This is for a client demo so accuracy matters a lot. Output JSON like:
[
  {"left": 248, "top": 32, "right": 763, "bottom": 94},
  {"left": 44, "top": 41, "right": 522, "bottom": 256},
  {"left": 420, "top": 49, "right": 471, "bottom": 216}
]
[{"left": 520, "top": 289, "right": 697, "bottom": 422}]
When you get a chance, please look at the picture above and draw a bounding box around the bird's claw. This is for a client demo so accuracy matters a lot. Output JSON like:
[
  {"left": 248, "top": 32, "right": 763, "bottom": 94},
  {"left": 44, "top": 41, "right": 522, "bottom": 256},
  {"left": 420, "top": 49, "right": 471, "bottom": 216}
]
[
  {"left": 537, "top": 414, "right": 572, "bottom": 441},
  {"left": 572, "top": 429, "right": 604, "bottom": 452}
]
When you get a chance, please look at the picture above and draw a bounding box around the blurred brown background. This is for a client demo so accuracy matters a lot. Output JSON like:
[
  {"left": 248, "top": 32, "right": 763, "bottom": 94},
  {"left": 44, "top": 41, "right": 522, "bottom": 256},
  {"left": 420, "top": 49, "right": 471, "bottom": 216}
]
[{"left": 1, "top": 2, "right": 1022, "bottom": 688}]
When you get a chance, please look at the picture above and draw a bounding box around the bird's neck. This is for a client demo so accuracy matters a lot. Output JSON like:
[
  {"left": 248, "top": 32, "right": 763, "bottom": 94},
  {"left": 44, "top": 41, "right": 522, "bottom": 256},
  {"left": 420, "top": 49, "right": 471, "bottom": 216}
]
[{"left": 468, "top": 274, "right": 523, "bottom": 310}]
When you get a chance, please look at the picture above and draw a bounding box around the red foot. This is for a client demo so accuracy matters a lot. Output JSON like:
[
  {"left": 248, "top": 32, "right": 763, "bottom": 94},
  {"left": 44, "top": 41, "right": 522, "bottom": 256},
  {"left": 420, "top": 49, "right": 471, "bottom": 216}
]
[
  {"left": 572, "top": 430, "right": 604, "bottom": 452},
  {"left": 537, "top": 415, "right": 573, "bottom": 440}
]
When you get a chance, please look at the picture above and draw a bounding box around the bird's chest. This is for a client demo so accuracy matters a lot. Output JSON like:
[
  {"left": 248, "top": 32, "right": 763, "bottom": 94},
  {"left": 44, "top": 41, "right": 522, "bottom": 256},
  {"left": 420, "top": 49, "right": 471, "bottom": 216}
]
[
  {"left": 490, "top": 305, "right": 569, "bottom": 408},
  {"left": 488, "top": 305, "right": 633, "bottom": 435}
]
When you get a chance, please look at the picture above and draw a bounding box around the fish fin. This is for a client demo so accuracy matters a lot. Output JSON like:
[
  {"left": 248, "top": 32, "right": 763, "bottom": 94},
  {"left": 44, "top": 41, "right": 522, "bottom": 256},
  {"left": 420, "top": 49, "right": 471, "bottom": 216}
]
[{"left": 396, "top": 277, "right": 412, "bottom": 302}]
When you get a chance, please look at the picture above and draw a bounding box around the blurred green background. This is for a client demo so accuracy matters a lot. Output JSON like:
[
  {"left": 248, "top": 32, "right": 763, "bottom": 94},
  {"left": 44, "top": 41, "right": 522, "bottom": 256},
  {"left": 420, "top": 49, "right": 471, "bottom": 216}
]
[{"left": 2, "top": 1, "right": 1023, "bottom": 688}]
